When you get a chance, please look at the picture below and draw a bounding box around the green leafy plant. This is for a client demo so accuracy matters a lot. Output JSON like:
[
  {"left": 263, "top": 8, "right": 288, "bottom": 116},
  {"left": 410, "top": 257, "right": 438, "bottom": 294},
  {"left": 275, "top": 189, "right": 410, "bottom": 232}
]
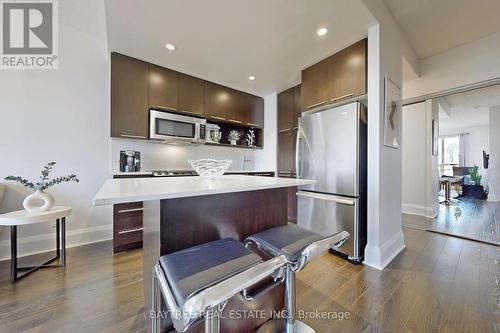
[
  {"left": 5, "top": 162, "right": 79, "bottom": 191},
  {"left": 469, "top": 165, "right": 482, "bottom": 186}
]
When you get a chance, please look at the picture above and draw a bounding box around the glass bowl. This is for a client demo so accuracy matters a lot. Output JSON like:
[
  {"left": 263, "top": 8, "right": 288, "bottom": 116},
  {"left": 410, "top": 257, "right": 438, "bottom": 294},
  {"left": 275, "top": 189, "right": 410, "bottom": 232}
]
[{"left": 188, "top": 159, "right": 232, "bottom": 179}]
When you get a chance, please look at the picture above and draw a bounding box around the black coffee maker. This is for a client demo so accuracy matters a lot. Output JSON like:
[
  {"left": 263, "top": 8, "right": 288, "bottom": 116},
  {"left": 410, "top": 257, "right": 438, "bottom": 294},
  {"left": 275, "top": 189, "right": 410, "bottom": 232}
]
[{"left": 119, "top": 150, "right": 141, "bottom": 172}]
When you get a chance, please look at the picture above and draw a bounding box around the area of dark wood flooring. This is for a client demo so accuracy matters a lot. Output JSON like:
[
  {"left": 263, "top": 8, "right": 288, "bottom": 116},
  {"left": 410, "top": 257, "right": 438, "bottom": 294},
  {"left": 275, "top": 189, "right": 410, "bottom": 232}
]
[
  {"left": 403, "top": 198, "right": 500, "bottom": 246},
  {"left": 0, "top": 227, "right": 498, "bottom": 332}
]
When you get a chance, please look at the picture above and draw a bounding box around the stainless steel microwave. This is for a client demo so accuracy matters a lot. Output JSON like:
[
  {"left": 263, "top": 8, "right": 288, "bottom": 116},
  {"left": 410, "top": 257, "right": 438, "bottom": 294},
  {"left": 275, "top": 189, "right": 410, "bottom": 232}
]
[{"left": 149, "top": 110, "right": 206, "bottom": 144}]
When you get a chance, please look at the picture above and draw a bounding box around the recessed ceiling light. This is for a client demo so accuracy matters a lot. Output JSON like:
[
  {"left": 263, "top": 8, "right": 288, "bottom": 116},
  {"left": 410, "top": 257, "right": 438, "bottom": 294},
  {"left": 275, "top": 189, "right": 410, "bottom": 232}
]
[
  {"left": 165, "top": 43, "right": 176, "bottom": 51},
  {"left": 316, "top": 27, "right": 328, "bottom": 36},
  {"left": 248, "top": 76, "right": 256, "bottom": 81}
]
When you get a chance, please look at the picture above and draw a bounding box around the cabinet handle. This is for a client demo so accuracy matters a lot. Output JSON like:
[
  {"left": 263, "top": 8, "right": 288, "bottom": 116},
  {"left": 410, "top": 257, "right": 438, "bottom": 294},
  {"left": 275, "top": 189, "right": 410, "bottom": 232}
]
[
  {"left": 117, "top": 208, "right": 144, "bottom": 214},
  {"left": 306, "top": 101, "right": 327, "bottom": 109},
  {"left": 228, "top": 119, "right": 242, "bottom": 123},
  {"left": 210, "top": 116, "right": 226, "bottom": 120},
  {"left": 247, "top": 122, "right": 260, "bottom": 127},
  {"left": 293, "top": 127, "right": 298, "bottom": 130},
  {"left": 121, "top": 134, "right": 146, "bottom": 139},
  {"left": 118, "top": 227, "right": 144, "bottom": 235},
  {"left": 331, "top": 93, "right": 353, "bottom": 103},
  {"left": 279, "top": 128, "right": 291, "bottom": 133}
]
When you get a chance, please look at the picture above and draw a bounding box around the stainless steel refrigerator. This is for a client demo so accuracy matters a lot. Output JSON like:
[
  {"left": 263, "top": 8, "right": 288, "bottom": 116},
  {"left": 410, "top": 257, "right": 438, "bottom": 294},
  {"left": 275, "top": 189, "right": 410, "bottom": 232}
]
[{"left": 296, "top": 101, "right": 367, "bottom": 264}]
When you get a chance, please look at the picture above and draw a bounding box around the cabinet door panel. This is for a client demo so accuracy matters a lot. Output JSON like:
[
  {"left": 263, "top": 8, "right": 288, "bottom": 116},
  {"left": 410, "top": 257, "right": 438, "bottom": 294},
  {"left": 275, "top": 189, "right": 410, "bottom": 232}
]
[
  {"left": 278, "top": 88, "right": 294, "bottom": 131},
  {"left": 246, "top": 95, "right": 264, "bottom": 128},
  {"left": 227, "top": 90, "right": 247, "bottom": 124},
  {"left": 330, "top": 39, "right": 367, "bottom": 102},
  {"left": 301, "top": 58, "right": 330, "bottom": 111},
  {"left": 110, "top": 53, "right": 149, "bottom": 139},
  {"left": 278, "top": 130, "right": 295, "bottom": 176},
  {"left": 204, "top": 81, "right": 231, "bottom": 120},
  {"left": 288, "top": 186, "right": 298, "bottom": 223},
  {"left": 293, "top": 84, "right": 302, "bottom": 127},
  {"left": 179, "top": 74, "right": 204, "bottom": 116},
  {"left": 149, "top": 64, "right": 179, "bottom": 111}
]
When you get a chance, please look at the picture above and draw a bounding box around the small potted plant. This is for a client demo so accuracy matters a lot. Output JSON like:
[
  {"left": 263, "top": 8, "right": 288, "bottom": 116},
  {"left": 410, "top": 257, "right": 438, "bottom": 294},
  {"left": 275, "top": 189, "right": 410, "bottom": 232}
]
[
  {"left": 5, "top": 162, "right": 79, "bottom": 213},
  {"left": 227, "top": 130, "right": 241, "bottom": 145},
  {"left": 463, "top": 165, "right": 485, "bottom": 199}
]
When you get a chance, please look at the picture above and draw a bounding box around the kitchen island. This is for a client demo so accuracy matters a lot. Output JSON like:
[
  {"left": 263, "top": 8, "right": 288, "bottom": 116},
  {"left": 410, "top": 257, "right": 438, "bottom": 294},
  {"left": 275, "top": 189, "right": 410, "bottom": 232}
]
[{"left": 94, "top": 175, "right": 315, "bottom": 332}]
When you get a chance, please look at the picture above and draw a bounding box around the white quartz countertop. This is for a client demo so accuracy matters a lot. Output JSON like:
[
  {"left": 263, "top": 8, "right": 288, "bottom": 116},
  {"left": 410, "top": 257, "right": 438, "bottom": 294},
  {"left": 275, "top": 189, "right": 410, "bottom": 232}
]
[{"left": 94, "top": 175, "right": 316, "bottom": 206}]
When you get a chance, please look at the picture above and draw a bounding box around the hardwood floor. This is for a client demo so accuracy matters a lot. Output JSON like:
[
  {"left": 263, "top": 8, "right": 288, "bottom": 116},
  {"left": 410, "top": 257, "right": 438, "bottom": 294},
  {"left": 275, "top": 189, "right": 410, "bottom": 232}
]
[
  {"left": 0, "top": 227, "right": 498, "bottom": 333},
  {"left": 403, "top": 198, "right": 500, "bottom": 246}
]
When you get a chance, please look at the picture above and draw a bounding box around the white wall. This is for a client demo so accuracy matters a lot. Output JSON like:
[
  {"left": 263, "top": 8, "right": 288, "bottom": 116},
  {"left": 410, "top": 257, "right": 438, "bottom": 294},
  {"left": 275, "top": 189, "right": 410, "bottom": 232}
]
[
  {"left": 402, "top": 102, "right": 426, "bottom": 215},
  {"left": 440, "top": 125, "right": 489, "bottom": 172},
  {"left": 425, "top": 100, "right": 440, "bottom": 218},
  {"left": 404, "top": 32, "right": 500, "bottom": 100},
  {"left": 254, "top": 93, "right": 278, "bottom": 172},
  {"left": 489, "top": 106, "right": 500, "bottom": 201},
  {"left": 361, "top": 0, "right": 406, "bottom": 270},
  {"left": 0, "top": 0, "right": 111, "bottom": 260}
]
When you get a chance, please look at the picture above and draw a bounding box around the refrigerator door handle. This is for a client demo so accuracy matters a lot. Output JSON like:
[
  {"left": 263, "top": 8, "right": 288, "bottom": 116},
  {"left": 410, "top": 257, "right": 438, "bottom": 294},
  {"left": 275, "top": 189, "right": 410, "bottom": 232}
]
[{"left": 296, "top": 191, "right": 356, "bottom": 206}]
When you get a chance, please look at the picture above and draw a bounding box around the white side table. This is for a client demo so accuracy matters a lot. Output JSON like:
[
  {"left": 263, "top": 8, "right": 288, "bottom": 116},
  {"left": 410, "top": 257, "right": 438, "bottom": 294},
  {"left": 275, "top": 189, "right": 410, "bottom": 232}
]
[{"left": 0, "top": 206, "right": 71, "bottom": 282}]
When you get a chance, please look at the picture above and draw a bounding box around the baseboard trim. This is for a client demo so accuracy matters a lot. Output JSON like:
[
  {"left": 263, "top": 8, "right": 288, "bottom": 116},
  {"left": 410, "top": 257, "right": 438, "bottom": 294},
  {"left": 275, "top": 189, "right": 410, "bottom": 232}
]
[
  {"left": 403, "top": 203, "right": 438, "bottom": 218},
  {"left": 364, "top": 230, "right": 406, "bottom": 270},
  {"left": 0, "top": 224, "right": 112, "bottom": 261},
  {"left": 402, "top": 203, "right": 426, "bottom": 216}
]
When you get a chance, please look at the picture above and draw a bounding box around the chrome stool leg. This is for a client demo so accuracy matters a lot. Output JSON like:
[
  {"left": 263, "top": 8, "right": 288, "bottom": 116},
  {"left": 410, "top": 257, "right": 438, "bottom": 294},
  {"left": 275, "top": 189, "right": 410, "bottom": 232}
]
[
  {"left": 284, "top": 267, "right": 295, "bottom": 333},
  {"left": 151, "top": 268, "right": 161, "bottom": 333},
  {"left": 205, "top": 307, "right": 222, "bottom": 333}
]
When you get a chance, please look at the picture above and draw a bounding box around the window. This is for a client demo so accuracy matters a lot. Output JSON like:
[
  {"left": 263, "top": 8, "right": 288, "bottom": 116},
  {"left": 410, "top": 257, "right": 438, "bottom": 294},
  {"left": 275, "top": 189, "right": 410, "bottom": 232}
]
[{"left": 438, "top": 135, "right": 461, "bottom": 176}]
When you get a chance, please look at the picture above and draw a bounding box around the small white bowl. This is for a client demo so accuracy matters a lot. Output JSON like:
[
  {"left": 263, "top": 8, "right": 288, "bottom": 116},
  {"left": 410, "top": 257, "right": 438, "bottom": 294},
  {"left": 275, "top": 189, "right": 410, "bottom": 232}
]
[{"left": 188, "top": 159, "right": 232, "bottom": 179}]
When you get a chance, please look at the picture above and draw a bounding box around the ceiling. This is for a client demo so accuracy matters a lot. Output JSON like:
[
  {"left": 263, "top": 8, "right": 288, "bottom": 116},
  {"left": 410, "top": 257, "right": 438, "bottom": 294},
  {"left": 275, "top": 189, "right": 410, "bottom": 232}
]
[
  {"left": 439, "top": 85, "right": 500, "bottom": 129},
  {"left": 384, "top": 0, "right": 500, "bottom": 59},
  {"left": 104, "top": 0, "right": 376, "bottom": 97}
]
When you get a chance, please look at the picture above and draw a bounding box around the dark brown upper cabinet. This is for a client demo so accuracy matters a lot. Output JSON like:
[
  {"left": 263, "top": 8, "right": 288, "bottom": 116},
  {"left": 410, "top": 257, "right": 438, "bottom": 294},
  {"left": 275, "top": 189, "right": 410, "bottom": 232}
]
[
  {"left": 111, "top": 53, "right": 150, "bottom": 139},
  {"left": 110, "top": 53, "right": 265, "bottom": 145},
  {"left": 293, "top": 84, "right": 302, "bottom": 127},
  {"left": 149, "top": 64, "right": 179, "bottom": 111},
  {"left": 278, "top": 87, "right": 294, "bottom": 131},
  {"left": 246, "top": 95, "right": 264, "bottom": 128},
  {"left": 204, "top": 81, "right": 233, "bottom": 120},
  {"left": 301, "top": 39, "right": 367, "bottom": 111},
  {"left": 301, "top": 57, "right": 330, "bottom": 111},
  {"left": 179, "top": 73, "right": 204, "bottom": 116},
  {"left": 330, "top": 38, "right": 367, "bottom": 103},
  {"left": 226, "top": 90, "right": 247, "bottom": 125}
]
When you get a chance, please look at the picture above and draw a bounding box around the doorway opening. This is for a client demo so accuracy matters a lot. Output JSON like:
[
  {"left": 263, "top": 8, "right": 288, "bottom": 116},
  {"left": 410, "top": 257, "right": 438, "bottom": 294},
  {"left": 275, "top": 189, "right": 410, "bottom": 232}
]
[{"left": 401, "top": 84, "right": 500, "bottom": 246}]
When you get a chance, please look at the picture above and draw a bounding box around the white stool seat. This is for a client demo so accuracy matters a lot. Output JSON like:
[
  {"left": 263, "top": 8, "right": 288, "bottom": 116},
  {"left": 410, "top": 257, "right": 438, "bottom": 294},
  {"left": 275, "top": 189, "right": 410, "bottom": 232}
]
[{"left": 0, "top": 206, "right": 71, "bottom": 226}]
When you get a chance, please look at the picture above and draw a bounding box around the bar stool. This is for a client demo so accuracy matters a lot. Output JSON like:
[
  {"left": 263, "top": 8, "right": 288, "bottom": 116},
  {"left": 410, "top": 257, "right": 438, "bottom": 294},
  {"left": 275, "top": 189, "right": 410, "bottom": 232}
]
[
  {"left": 245, "top": 225, "right": 350, "bottom": 333},
  {"left": 151, "top": 238, "right": 288, "bottom": 333}
]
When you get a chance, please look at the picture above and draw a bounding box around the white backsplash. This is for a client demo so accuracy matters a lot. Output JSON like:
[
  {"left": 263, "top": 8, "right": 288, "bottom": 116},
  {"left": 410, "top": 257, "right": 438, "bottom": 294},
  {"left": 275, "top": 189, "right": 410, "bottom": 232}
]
[{"left": 110, "top": 138, "right": 256, "bottom": 172}]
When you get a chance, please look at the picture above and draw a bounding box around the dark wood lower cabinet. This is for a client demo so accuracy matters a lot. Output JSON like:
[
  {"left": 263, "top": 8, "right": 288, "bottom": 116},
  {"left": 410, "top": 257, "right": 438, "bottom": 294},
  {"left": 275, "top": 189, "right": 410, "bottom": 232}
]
[
  {"left": 113, "top": 202, "right": 143, "bottom": 253},
  {"left": 288, "top": 186, "right": 297, "bottom": 223}
]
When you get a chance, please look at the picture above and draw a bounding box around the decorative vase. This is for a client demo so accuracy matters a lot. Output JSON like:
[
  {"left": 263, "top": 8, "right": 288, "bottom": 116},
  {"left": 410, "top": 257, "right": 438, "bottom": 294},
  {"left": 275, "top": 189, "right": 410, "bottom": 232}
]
[
  {"left": 23, "top": 190, "right": 54, "bottom": 213},
  {"left": 230, "top": 140, "right": 237, "bottom": 145}
]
